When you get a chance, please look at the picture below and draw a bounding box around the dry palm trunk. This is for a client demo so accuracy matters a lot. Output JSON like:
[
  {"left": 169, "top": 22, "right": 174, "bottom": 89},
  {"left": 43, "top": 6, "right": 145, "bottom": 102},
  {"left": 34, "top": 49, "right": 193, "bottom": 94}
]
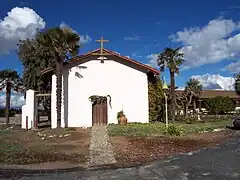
[
  {"left": 193, "top": 98, "right": 196, "bottom": 114},
  {"left": 5, "top": 81, "right": 11, "bottom": 125},
  {"left": 170, "top": 71, "right": 176, "bottom": 122},
  {"left": 56, "top": 58, "right": 63, "bottom": 128}
]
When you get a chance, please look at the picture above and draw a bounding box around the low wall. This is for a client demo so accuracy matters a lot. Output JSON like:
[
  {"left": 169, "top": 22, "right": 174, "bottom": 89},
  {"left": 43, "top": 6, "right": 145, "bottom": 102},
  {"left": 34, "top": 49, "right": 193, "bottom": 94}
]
[
  {"left": 200, "top": 114, "right": 237, "bottom": 122},
  {"left": 0, "top": 114, "right": 21, "bottom": 125}
]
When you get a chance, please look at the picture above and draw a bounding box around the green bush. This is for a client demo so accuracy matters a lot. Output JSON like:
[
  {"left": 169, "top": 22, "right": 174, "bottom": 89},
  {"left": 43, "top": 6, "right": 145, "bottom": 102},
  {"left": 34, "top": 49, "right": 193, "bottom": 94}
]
[
  {"left": 235, "top": 73, "right": 240, "bottom": 96},
  {"left": 148, "top": 79, "right": 164, "bottom": 122},
  {"left": 184, "top": 116, "right": 198, "bottom": 124},
  {"left": 206, "top": 96, "right": 235, "bottom": 114},
  {"left": 165, "top": 124, "right": 181, "bottom": 136},
  {"left": 200, "top": 115, "right": 233, "bottom": 122}
]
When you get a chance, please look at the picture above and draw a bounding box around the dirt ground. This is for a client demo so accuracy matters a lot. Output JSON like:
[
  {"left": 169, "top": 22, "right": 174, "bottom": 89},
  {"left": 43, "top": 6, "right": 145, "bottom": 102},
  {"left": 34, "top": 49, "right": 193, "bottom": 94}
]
[
  {"left": 110, "top": 131, "right": 232, "bottom": 167},
  {"left": 0, "top": 125, "right": 91, "bottom": 165}
]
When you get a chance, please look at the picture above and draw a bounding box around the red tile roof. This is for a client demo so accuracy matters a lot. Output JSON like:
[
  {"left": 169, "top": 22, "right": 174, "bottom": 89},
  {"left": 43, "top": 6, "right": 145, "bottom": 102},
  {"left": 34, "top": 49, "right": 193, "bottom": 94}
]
[
  {"left": 41, "top": 48, "right": 160, "bottom": 75},
  {"left": 176, "top": 90, "right": 240, "bottom": 99}
]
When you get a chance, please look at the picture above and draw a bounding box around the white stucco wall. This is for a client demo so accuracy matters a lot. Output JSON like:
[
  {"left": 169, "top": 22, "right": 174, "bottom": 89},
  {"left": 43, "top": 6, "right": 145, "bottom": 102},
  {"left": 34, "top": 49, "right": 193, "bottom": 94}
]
[
  {"left": 51, "top": 57, "right": 149, "bottom": 128},
  {"left": 21, "top": 90, "right": 36, "bottom": 129}
]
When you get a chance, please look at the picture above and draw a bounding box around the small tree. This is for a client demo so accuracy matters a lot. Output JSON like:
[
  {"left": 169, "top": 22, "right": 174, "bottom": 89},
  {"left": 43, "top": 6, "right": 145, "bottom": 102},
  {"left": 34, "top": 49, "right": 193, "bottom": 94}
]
[
  {"left": 0, "top": 69, "right": 24, "bottom": 125},
  {"left": 148, "top": 78, "right": 164, "bottom": 122},
  {"left": 176, "top": 90, "right": 193, "bottom": 118},
  {"left": 235, "top": 73, "right": 240, "bottom": 96},
  {"left": 185, "top": 78, "right": 202, "bottom": 114},
  {"left": 206, "top": 96, "right": 235, "bottom": 115}
]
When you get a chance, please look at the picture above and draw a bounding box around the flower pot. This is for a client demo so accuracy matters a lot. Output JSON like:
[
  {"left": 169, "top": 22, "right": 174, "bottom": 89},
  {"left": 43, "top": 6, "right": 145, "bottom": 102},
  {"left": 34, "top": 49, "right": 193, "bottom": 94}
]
[{"left": 119, "top": 116, "right": 128, "bottom": 125}]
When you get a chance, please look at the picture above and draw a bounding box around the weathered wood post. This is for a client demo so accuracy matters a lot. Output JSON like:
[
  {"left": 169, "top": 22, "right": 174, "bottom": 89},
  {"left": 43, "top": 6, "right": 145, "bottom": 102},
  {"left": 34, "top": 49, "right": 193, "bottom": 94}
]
[{"left": 26, "top": 116, "right": 28, "bottom": 131}]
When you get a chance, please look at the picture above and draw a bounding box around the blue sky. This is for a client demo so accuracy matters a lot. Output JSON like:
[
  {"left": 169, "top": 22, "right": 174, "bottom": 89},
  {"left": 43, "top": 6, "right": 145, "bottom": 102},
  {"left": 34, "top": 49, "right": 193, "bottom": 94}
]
[{"left": 0, "top": 0, "right": 239, "bottom": 107}]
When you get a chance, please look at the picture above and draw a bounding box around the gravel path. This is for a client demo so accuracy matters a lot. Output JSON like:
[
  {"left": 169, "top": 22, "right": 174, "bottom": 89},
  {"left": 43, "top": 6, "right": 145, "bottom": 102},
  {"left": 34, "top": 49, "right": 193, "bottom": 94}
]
[
  {"left": 1, "top": 131, "right": 240, "bottom": 180},
  {"left": 87, "top": 125, "right": 116, "bottom": 167}
]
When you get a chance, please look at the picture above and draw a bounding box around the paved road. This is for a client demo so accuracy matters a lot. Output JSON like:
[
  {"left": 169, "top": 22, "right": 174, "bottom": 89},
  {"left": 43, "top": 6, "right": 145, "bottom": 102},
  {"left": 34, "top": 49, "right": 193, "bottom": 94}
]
[{"left": 1, "top": 132, "right": 240, "bottom": 180}]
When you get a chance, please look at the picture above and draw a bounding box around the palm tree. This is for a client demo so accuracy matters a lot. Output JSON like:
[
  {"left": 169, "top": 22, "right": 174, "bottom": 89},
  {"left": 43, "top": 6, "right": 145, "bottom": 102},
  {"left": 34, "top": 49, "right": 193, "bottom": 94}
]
[
  {"left": 157, "top": 47, "right": 184, "bottom": 121},
  {"left": 0, "top": 69, "right": 23, "bottom": 125},
  {"left": 235, "top": 73, "right": 240, "bottom": 96},
  {"left": 185, "top": 78, "right": 202, "bottom": 114},
  {"left": 39, "top": 27, "right": 80, "bottom": 127}
]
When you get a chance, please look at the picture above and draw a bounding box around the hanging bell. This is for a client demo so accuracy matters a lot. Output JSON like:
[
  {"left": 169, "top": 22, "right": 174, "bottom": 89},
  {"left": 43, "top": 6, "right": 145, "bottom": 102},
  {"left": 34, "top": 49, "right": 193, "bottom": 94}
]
[{"left": 163, "top": 82, "right": 168, "bottom": 90}]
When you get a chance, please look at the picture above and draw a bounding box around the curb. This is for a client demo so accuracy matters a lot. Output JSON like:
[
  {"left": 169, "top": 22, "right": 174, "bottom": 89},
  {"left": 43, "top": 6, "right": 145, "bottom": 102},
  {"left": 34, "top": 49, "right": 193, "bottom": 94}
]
[
  {"left": 0, "top": 167, "right": 84, "bottom": 178},
  {"left": 0, "top": 163, "right": 144, "bottom": 178}
]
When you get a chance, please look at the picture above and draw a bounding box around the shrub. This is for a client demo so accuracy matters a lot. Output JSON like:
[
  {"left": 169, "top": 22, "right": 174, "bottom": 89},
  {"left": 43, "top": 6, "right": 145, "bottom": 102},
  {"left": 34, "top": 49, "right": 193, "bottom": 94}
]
[
  {"left": 165, "top": 124, "right": 181, "bottom": 136},
  {"left": 117, "top": 111, "right": 127, "bottom": 124},
  {"left": 64, "top": 127, "right": 77, "bottom": 132},
  {"left": 184, "top": 116, "right": 198, "bottom": 124},
  {"left": 117, "top": 111, "right": 125, "bottom": 119},
  {"left": 200, "top": 114, "right": 234, "bottom": 122},
  {"left": 235, "top": 73, "right": 240, "bottom": 96},
  {"left": 206, "top": 96, "right": 235, "bottom": 115},
  {"left": 148, "top": 79, "right": 164, "bottom": 122}
]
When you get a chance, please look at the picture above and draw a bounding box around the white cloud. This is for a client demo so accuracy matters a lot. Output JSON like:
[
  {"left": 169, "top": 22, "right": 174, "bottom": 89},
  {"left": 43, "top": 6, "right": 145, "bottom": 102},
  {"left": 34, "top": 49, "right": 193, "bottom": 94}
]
[
  {"left": 191, "top": 74, "right": 235, "bottom": 90},
  {"left": 124, "top": 35, "right": 140, "bottom": 41},
  {"left": 131, "top": 52, "right": 142, "bottom": 58},
  {"left": 0, "top": 7, "right": 45, "bottom": 54},
  {"left": 146, "top": 54, "right": 158, "bottom": 67},
  {"left": 170, "top": 18, "right": 240, "bottom": 69},
  {"left": 225, "top": 60, "right": 240, "bottom": 73},
  {"left": 60, "top": 21, "right": 91, "bottom": 44},
  {"left": 0, "top": 93, "right": 25, "bottom": 108},
  {"left": 80, "top": 35, "right": 92, "bottom": 44},
  {"left": 176, "top": 86, "right": 185, "bottom": 90}
]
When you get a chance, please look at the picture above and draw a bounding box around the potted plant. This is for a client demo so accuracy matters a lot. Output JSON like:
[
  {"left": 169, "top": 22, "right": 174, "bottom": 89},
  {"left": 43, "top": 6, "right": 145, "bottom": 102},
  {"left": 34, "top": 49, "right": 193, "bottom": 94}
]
[{"left": 117, "top": 110, "right": 127, "bottom": 124}]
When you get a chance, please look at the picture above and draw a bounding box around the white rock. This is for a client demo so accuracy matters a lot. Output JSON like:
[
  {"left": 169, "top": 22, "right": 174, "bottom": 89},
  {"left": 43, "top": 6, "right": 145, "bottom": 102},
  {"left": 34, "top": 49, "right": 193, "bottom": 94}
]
[
  {"left": 64, "top": 133, "right": 71, "bottom": 137},
  {"left": 41, "top": 137, "right": 45, "bottom": 140},
  {"left": 59, "top": 135, "right": 63, "bottom": 137},
  {"left": 37, "top": 132, "right": 43, "bottom": 136},
  {"left": 213, "top": 128, "right": 224, "bottom": 132}
]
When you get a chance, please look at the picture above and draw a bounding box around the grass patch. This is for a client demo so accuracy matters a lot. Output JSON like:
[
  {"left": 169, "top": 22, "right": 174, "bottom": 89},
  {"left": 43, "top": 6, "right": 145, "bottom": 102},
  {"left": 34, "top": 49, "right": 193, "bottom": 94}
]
[
  {"left": 178, "top": 119, "right": 232, "bottom": 135},
  {"left": 108, "top": 123, "right": 166, "bottom": 137},
  {"left": 108, "top": 119, "right": 232, "bottom": 137}
]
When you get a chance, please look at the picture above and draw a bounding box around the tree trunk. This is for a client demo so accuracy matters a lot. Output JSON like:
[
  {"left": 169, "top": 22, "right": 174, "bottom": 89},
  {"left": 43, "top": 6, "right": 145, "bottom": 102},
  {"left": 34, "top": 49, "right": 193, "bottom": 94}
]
[
  {"left": 170, "top": 71, "right": 176, "bottom": 122},
  {"left": 193, "top": 98, "right": 196, "bottom": 114},
  {"left": 5, "top": 82, "right": 11, "bottom": 126},
  {"left": 56, "top": 58, "right": 63, "bottom": 128},
  {"left": 185, "top": 105, "right": 188, "bottom": 118}
]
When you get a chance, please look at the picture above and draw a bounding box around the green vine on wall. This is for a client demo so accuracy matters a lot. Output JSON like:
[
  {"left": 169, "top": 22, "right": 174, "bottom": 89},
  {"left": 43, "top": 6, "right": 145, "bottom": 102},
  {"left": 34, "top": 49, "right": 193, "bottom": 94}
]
[{"left": 89, "top": 95, "right": 112, "bottom": 108}]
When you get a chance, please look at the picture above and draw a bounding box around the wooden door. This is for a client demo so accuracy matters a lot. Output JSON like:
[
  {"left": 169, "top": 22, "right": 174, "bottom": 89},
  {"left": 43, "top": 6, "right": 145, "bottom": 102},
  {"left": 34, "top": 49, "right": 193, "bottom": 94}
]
[{"left": 92, "top": 100, "right": 108, "bottom": 126}]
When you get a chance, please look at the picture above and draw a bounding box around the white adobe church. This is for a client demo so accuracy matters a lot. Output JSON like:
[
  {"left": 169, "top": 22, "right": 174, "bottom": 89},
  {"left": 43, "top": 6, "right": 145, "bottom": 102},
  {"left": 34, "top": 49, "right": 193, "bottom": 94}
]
[{"left": 22, "top": 37, "right": 160, "bottom": 129}]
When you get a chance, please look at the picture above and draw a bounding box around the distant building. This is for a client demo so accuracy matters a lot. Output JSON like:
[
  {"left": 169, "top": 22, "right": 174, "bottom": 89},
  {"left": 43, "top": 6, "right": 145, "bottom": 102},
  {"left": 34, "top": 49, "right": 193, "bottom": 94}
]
[{"left": 176, "top": 90, "right": 240, "bottom": 113}]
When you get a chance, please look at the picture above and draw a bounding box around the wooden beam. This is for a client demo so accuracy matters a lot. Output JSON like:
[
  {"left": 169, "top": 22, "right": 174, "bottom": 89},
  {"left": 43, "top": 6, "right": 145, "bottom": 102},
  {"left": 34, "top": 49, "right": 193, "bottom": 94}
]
[
  {"left": 36, "top": 93, "right": 51, "bottom": 97},
  {"left": 92, "top": 52, "right": 110, "bottom": 56}
]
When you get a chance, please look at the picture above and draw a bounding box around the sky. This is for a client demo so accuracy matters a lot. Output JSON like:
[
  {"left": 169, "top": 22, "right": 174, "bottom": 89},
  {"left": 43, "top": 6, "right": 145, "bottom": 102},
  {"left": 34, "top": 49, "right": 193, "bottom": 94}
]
[{"left": 0, "top": 0, "right": 239, "bottom": 107}]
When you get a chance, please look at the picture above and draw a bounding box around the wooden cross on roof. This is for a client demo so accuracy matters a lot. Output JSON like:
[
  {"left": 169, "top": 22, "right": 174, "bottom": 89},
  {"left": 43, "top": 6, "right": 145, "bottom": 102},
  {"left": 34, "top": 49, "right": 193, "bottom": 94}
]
[{"left": 92, "top": 36, "right": 110, "bottom": 57}]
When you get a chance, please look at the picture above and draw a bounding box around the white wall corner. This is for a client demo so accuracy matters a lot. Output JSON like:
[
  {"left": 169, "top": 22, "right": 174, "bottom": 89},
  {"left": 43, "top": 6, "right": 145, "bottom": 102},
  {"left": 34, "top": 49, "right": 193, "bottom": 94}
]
[{"left": 51, "top": 75, "right": 57, "bottom": 129}]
